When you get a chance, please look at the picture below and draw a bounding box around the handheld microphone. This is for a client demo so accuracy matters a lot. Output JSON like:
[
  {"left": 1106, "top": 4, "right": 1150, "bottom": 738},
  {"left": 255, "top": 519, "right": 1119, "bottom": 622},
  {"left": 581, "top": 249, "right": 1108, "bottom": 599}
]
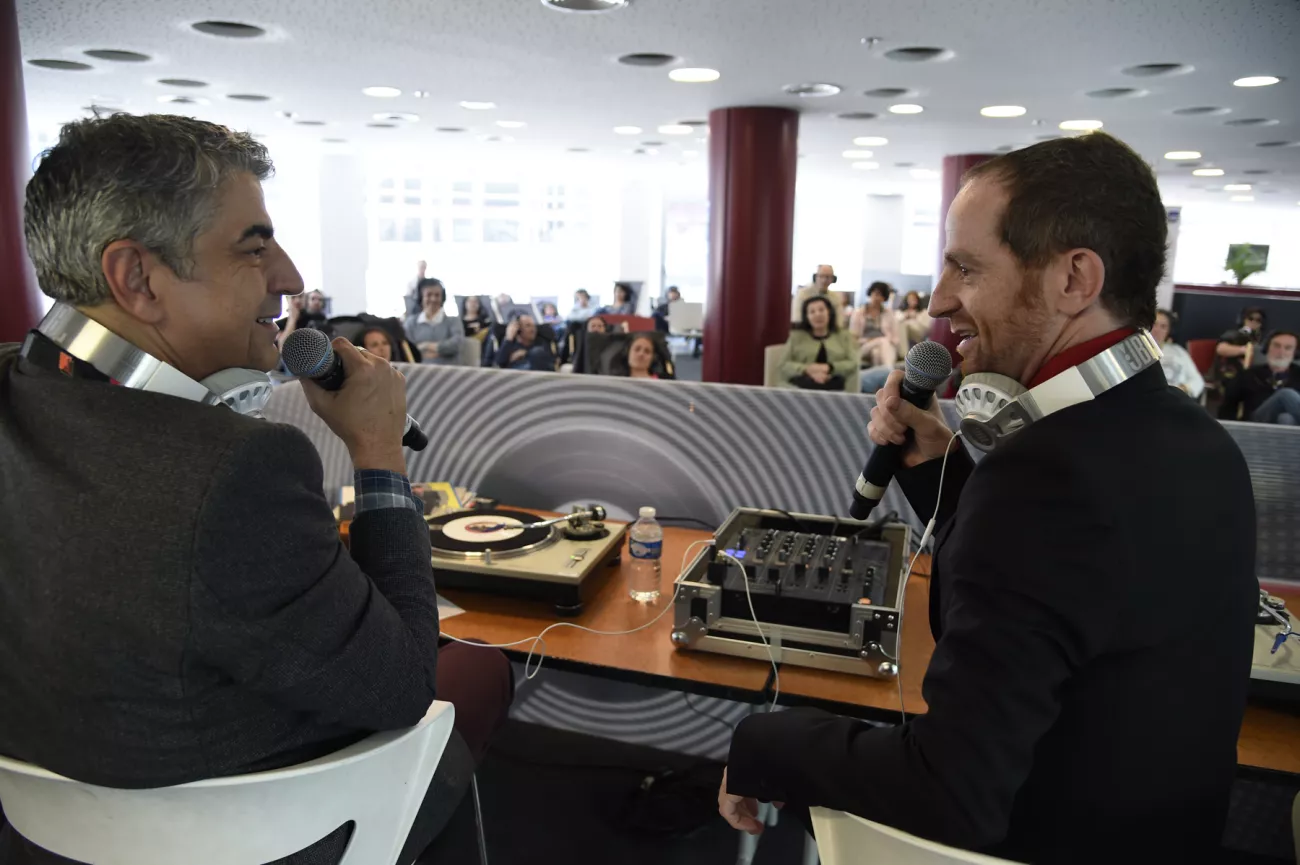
[
  {"left": 849, "top": 340, "right": 954, "bottom": 520},
  {"left": 281, "top": 328, "right": 429, "bottom": 452}
]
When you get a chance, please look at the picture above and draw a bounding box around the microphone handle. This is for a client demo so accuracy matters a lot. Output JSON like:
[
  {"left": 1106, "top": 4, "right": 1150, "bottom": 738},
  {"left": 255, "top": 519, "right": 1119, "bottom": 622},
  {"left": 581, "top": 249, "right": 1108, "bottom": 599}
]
[
  {"left": 314, "top": 348, "right": 428, "bottom": 451},
  {"left": 848, "top": 378, "right": 936, "bottom": 520}
]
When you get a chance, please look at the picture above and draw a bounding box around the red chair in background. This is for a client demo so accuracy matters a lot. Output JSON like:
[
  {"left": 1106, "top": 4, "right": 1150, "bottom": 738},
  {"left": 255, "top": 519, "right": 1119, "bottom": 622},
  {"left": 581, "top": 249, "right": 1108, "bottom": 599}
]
[
  {"left": 1187, "top": 339, "right": 1217, "bottom": 377},
  {"left": 601, "top": 314, "right": 657, "bottom": 333}
]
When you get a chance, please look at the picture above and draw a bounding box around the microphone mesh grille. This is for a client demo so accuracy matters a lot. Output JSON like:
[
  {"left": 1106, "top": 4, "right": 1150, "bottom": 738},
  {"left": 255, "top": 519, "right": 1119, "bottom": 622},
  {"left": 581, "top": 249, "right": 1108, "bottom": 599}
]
[
  {"left": 904, "top": 340, "right": 955, "bottom": 389},
  {"left": 281, "top": 328, "right": 332, "bottom": 377}
]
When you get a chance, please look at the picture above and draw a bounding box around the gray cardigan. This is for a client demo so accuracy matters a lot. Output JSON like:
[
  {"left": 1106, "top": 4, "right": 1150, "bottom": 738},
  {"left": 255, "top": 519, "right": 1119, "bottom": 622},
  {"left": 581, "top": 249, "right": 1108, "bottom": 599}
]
[
  {"left": 403, "top": 312, "right": 465, "bottom": 364},
  {"left": 777, "top": 328, "right": 859, "bottom": 392}
]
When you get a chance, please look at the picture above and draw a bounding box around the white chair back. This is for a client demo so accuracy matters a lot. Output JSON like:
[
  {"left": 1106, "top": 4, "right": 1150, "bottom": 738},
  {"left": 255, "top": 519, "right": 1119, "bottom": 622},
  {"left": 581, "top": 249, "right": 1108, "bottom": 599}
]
[
  {"left": 764, "top": 344, "right": 786, "bottom": 387},
  {"left": 666, "top": 300, "right": 704, "bottom": 333},
  {"left": 810, "top": 807, "right": 1023, "bottom": 865},
  {"left": 0, "top": 701, "right": 454, "bottom": 865}
]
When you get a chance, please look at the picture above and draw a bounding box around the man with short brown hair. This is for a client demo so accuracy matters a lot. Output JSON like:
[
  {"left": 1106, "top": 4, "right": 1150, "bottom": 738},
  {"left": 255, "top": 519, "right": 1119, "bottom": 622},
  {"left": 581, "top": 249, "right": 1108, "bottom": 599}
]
[{"left": 721, "top": 133, "right": 1256, "bottom": 864}]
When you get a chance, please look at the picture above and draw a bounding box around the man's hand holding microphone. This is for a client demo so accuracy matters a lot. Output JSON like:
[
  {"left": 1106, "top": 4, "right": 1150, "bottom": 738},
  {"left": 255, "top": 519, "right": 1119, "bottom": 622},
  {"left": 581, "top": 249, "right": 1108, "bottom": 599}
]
[{"left": 867, "top": 368, "right": 957, "bottom": 469}]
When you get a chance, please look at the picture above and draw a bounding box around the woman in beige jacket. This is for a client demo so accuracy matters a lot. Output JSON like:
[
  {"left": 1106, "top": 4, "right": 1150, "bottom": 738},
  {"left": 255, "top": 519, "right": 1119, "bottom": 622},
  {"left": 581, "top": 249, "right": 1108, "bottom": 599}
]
[{"left": 778, "top": 295, "right": 859, "bottom": 392}]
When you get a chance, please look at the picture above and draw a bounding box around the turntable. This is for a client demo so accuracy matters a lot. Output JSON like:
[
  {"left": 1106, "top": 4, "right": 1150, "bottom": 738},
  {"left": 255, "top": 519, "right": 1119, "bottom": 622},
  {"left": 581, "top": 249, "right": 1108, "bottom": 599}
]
[{"left": 429, "top": 505, "right": 628, "bottom": 615}]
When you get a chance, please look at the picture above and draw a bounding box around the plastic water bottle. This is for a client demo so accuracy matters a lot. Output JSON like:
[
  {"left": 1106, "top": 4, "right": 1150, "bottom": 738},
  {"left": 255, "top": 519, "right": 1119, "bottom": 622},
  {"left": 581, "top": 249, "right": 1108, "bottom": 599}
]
[{"left": 628, "top": 506, "right": 664, "bottom": 603}]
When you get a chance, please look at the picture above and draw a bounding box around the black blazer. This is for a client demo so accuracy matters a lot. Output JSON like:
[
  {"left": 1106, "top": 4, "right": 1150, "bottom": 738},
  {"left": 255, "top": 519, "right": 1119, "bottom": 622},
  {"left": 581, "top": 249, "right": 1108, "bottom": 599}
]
[
  {"left": 727, "top": 364, "right": 1258, "bottom": 865},
  {"left": 0, "top": 344, "right": 441, "bottom": 864}
]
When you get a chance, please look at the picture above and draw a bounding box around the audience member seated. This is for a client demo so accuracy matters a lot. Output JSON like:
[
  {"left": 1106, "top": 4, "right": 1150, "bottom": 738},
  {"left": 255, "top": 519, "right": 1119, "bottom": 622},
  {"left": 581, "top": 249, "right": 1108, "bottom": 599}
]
[
  {"left": 898, "top": 290, "right": 931, "bottom": 349},
  {"left": 459, "top": 295, "right": 491, "bottom": 342},
  {"left": 1152, "top": 308, "right": 1204, "bottom": 399},
  {"left": 792, "top": 264, "right": 846, "bottom": 328},
  {"left": 1213, "top": 306, "right": 1266, "bottom": 384},
  {"left": 601, "top": 281, "right": 637, "bottom": 315},
  {"left": 275, "top": 289, "right": 332, "bottom": 348},
  {"left": 1218, "top": 330, "right": 1300, "bottom": 424},
  {"left": 567, "top": 288, "right": 598, "bottom": 324},
  {"left": 495, "top": 314, "right": 556, "bottom": 371},
  {"left": 583, "top": 330, "right": 675, "bottom": 379},
  {"left": 355, "top": 326, "right": 397, "bottom": 362},
  {"left": 778, "top": 295, "right": 857, "bottom": 392},
  {"left": 538, "top": 302, "right": 563, "bottom": 329},
  {"left": 652, "top": 286, "right": 681, "bottom": 332},
  {"left": 404, "top": 278, "right": 465, "bottom": 365},
  {"left": 0, "top": 112, "right": 512, "bottom": 865},
  {"left": 849, "top": 281, "right": 901, "bottom": 368}
]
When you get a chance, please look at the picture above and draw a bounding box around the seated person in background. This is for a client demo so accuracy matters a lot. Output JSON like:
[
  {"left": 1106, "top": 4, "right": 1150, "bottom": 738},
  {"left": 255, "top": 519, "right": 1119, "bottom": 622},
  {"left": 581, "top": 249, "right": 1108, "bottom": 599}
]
[
  {"left": 899, "top": 290, "right": 931, "bottom": 348},
  {"left": 653, "top": 286, "right": 681, "bottom": 332},
  {"left": 587, "top": 315, "right": 627, "bottom": 335},
  {"left": 849, "top": 281, "right": 901, "bottom": 367},
  {"left": 494, "top": 292, "right": 514, "bottom": 314},
  {"left": 619, "top": 335, "right": 664, "bottom": 379},
  {"left": 276, "top": 288, "right": 332, "bottom": 348},
  {"left": 1, "top": 112, "right": 512, "bottom": 865},
  {"left": 355, "top": 326, "right": 397, "bottom": 362},
  {"left": 1213, "top": 306, "right": 1266, "bottom": 384},
  {"left": 1219, "top": 330, "right": 1300, "bottom": 424},
  {"left": 404, "top": 278, "right": 464, "bottom": 365},
  {"left": 460, "top": 295, "right": 491, "bottom": 341},
  {"left": 778, "top": 295, "right": 858, "bottom": 392},
  {"left": 792, "top": 264, "right": 846, "bottom": 328},
  {"left": 568, "top": 288, "right": 598, "bottom": 323},
  {"left": 495, "top": 314, "right": 555, "bottom": 371},
  {"left": 601, "top": 281, "right": 637, "bottom": 315},
  {"left": 539, "top": 302, "right": 563, "bottom": 328},
  {"left": 1152, "top": 308, "right": 1204, "bottom": 399}
]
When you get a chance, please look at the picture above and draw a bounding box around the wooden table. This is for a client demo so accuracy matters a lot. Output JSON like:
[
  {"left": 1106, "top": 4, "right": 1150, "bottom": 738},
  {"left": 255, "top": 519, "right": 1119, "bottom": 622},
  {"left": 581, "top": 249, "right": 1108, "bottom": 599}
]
[{"left": 438, "top": 518, "right": 1300, "bottom": 776}]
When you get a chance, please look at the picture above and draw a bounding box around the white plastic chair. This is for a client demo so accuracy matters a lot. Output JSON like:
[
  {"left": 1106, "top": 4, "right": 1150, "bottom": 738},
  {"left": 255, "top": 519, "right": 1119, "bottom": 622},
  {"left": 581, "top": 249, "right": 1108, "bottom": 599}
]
[
  {"left": 810, "top": 807, "right": 1023, "bottom": 865},
  {"left": 0, "top": 701, "right": 455, "bottom": 865}
]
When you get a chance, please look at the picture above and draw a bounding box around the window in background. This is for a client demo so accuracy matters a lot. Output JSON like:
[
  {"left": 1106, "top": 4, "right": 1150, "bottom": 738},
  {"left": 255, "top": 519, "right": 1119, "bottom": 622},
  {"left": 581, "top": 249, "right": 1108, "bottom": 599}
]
[
  {"left": 900, "top": 193, "right": 940, "bottom": 277},
  {"left": 402, "top": 217, "right": 422, "bottom": 243},
  {"left": 452, "top": 218, "right": 474, "bottom": 243},
  {"left": 661, "top": 199, "right": 708, "bottom": 303}
]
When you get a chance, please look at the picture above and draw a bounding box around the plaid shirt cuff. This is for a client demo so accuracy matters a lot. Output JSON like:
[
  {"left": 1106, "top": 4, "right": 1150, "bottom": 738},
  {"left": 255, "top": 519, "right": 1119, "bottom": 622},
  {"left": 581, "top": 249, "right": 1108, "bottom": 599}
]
[{"left": 353, "top": 470, "right": 423, "bottom": 515}]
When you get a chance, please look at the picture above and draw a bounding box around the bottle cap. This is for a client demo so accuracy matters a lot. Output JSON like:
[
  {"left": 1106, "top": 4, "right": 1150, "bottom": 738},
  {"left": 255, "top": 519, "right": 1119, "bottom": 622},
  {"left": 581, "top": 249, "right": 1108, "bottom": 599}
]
[{"left": 639, "top": 506, "right": 656, "bottom": 519}]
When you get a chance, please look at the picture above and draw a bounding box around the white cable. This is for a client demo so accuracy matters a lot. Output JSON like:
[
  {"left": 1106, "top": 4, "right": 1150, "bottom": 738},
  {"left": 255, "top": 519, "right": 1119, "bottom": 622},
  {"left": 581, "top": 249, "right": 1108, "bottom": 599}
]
[
  {"left": 442, "top": 538, "right": 717, "bottom": 681},
  {"left": 890, "top": 429, "right": 963, "bottom": 723},
  {"left": 718, "top": 551, "right": 780, "bottom": 712}
]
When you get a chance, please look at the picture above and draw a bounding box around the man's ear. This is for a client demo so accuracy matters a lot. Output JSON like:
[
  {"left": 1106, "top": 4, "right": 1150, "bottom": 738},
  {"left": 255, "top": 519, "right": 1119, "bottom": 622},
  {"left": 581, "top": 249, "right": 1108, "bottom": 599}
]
[
  {"left": 1054, "top": 248, "right": 1106, "bottom": 316},
  {"left": 100, "top": 240, "right": 166, "bottom": 324}
]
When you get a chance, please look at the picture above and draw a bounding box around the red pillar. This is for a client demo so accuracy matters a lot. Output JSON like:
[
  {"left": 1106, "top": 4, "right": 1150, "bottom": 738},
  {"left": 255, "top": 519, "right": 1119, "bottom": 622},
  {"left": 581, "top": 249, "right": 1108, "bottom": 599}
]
[
  {"left": 703, "top": 107, "right": 798, "bottom": 385},
  {"left": 930, "top": 153, "right": 996, "bottom": 361},
  {"left": 0, "top": 0, "right": 40, "bottom": 343}
]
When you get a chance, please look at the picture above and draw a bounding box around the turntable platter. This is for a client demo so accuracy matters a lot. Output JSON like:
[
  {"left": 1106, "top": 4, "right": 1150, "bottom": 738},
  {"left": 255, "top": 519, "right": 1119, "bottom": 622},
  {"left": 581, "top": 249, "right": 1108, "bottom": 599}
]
[{"left": 428, "top": 508, "right": 556, "bottom": 559}]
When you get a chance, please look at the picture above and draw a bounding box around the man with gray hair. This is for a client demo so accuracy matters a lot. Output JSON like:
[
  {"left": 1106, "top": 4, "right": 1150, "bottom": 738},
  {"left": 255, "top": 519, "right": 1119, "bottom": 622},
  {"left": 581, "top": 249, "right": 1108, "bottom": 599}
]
[{"left": 0, "top": 113, "right": 511, "bottom": 863}]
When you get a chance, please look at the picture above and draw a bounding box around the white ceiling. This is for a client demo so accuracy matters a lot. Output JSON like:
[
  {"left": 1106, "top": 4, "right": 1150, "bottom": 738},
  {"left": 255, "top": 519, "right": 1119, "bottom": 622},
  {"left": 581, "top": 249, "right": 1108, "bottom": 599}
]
[{"left": 16, "top": 0, "right": 1300, "bottom": 206}]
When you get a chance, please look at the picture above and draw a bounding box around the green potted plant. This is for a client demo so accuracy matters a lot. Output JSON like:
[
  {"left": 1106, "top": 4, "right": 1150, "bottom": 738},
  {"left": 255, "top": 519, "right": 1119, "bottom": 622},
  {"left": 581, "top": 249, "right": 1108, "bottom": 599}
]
[{"left": 1224, "top": 244, "right": 1268, "bottom": 286}]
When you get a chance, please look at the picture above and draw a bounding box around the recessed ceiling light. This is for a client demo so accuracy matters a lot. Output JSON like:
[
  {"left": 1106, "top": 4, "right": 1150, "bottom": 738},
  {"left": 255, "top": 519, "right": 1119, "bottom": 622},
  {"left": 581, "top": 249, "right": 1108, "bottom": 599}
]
[
  {"left": 658, "top": 124, "right": 693, "bottom": 135},
  {"left": 158, "top": 78, "right": 207, "bottom": 88},
  {"left": 227, "top": 93, "right": 272, "bottom": 102},
  {"left": 1192, "top": 168, "right": 1225, "bottom": 176},
  {"left": 84, "top": 49, "right": 151, "bottom": 62},
  {"left": 1224, "top": 118, "right": 1279, "bottom": 127},
  {"left": 413, "top": 90, "right": 431, "bottom": 98},
  {"left": 496, "top": 120, "right": 527, "bottom": 129},
  {"left": 842, "top": 149, "right": 873, "bottom": 158},
  {"left": 852, "top": 162, "right": 879, "bottom": 170},
  {"left": 981, "top": 105, "right": 1026, "bottom": 118},
  {"left": 669, "top": 68, "right": 721, "bottom": 83},
  {"left": 784, "top": 82, "right": 842, "bottom": 97},
  {"left": 884, "top": 47, "right": 953, "bottom": 63},
  {"left": 677, "top": 119, "right": 707, "bottom": 127},
  {"left": 889, "top": 104, "right": 924, "bottom": 114},
  {"left": 640, "top": 140, "right": 665, "bottom": 147},
  {"left": 373, "top": 112, "right": 418, "bottom": 122},
  {"left": 1224, "top": 183, "right": 1252, "bottom": 191},
  {"left": 1059, "top": 119, "right": 1103, "bottom": 130},
  {"left": 1164, "top": 151, "right": 1201, "bottom": 160},
  {"left": 1230, "top": 195, "right": 1254, "bottom": 202},
  {"left": 864, "top": 87, "right": 914, "bottom": 98},
  {"left": 1122, "top": 63, "right": 1192, "bottom": 78},
  {"left": 1242, "top": 169, "right": 1273, "bottom": 175},
  {"left": 1086, "top": 87, "right": 1148, "bottom": 99},
  {"left": 911, "top": 168, "right": 939, "bottom": 179},
  {"left": 362, "top": 86, "right": 401, "bottom": 98},
  {"left": 191, "top": 21, "right": 266, "bottom": 39},
  {"left": 613, "top": 125, "right": 642, "bottom": 135},
  {"left": 567, "top": 147, "right": 590, "bottom": 153},
  {"left": 617, "top": 53, "right": 677, "bottom": 67},
  {"left": 1172, "top": 106, "right": 1230, "bottom": 116},
  {"left": 1255, "top": 140, "right": 1300, "bottom": 148},
  {"left": 837, "top": 112, "right": 879, "bottom": 121},
  {"left": 157, "top": 95, "right": 209, "bottom": 105},
  {"left": 366, "top": 122, "right": 396, "bottom": 129},
  {"left": 27, "top": 59, "right": 93, "bottom": 71},
  {"left": 853, "top": 136, "right": 888, "bottom": 146},
  {"left": 481, "top": 135, "right": 515, "bottom": 143},
  {"left": 294, "top": 120, "right": 326, "bottom": 126},
  {"left": 459, "top": 101, "right": 496, "bottom": 110},
  {"left": 435, "top": 127, "right": 467, "bottom": 133},
  {"left": 541, "top": 0, "right": 629, "bottom": 12},
  {"left": 1233, "top": 76, "right": 1281, "bottom": 87},
  {"left": 894, "top": 161, "right": 915, "bottom": 168}
]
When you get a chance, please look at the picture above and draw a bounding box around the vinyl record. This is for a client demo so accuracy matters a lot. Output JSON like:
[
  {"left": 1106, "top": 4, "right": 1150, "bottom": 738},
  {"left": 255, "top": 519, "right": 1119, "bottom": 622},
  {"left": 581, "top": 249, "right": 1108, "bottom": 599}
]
[{"left": 428, "top": 508, "right": 555, "bottom": 558}]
